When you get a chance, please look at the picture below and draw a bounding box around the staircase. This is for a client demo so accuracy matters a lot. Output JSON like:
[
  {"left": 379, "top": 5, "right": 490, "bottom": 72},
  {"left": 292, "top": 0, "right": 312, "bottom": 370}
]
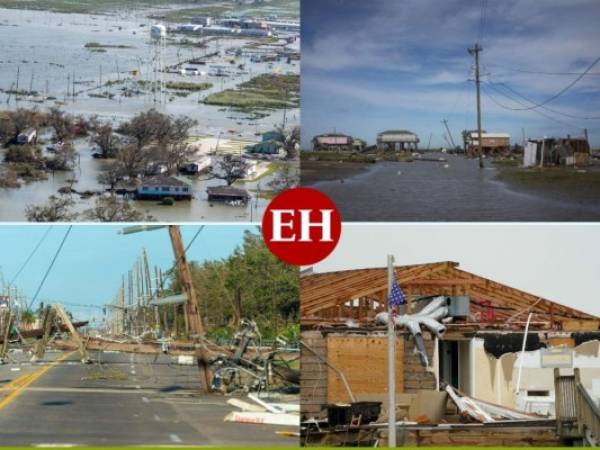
[{"left": 555, "top": 368, "right": 600, "bottom": 446}]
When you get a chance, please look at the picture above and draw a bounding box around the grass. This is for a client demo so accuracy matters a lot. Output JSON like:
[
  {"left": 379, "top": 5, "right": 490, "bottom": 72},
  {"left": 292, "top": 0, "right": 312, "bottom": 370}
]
[
  {"left": 491, "top": 157, "right": 520, "bottom": 167},
  {"left": 85, "top": 42, "right": 133, "bottom": 49},
  {"left": 494, "top": 161, "right": 600, "bottom": 204},
  {"left": 204, "top": 74, "right": 299, "bottom": 109},
  {"left": 251, "top": 161, "right": 281, "bottom": 181},
  {"left": 165, "top": 81, "right": 212, "bottom": 91},
  {"left": 0, "top": 0, "right": 217, "bottom": 14},
  {"left": 0, "top": 0, "right": 299, "bottom": 19},
  {"left": 301, "top": 151, "right": 376, "bottom": 163},
  {"left": 160, "top": 0, "right": 299, "bottom": 22},
  {"left": 161, "top": 5, "right": 233, "bottom": 22}
]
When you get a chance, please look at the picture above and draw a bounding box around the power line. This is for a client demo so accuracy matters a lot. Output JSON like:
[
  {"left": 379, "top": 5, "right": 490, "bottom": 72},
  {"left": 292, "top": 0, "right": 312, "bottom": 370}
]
[
  {"left": 184, "top": 225, "right": 205, "bottom": 254},
  {"left": 157, "top": 225, "right": 206, "bottom": 291},
  {"left": 9, "top": 226, "right": 52, "bottom": 287},
  {"left": 481, "top": 83, "right": 584, "bottom": 131},
  {"left": 485, "top": 77, "right": 600, "bottom": 120},
  {"left": 483, "top": 62, "right": 600, "bottom": 76},
  {"left": 28, "top": 225, "right": 73, "bottom": 310},
  {"left": 486, "top": 56, "right": 600, "bottom": 110},
  {"left": 477, "top": 0, "right": 488, "bottom": 45}
]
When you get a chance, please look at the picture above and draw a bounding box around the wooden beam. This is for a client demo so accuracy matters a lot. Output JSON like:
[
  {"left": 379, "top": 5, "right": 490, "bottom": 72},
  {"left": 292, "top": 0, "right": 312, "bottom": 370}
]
[
  {"left": 168, "top": 225, "right": 212, "bottom": 393},
  {"left": 54, "top": 304, "right": 89, "bottom": 363}
]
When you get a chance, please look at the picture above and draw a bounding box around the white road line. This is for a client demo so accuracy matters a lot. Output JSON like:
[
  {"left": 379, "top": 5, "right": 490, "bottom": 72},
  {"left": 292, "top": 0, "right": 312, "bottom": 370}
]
[
  {"left": 142, "top": 397, "right": 149, "bottom": 403},
  {"left": 169, "top": 434, "right": 182, "bottom": 443},
  {"left": 34, "top": 444, "right": 77, "bottom": 448},
  {"left": 153, "top": 414, "right": 161, "bottom": 422}
]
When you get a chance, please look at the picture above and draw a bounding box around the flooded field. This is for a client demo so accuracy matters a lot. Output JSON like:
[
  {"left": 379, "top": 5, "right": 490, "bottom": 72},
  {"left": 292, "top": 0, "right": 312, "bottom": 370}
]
[
  {"left": 0, "top": 6, "right": 299, "bottom": 221},
  {"left": 305, "top": 153, "right": 600, "bottom": 221}
]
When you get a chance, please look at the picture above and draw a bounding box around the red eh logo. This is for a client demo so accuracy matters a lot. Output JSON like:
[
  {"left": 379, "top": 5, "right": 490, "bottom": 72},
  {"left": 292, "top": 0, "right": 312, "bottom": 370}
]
[{"left": 262, "top": 188, "right": 342, "bottom": 266}]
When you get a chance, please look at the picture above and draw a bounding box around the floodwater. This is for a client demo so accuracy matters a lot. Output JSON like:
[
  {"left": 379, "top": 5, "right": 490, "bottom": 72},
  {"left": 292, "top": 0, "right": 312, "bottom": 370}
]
[
  {"left": 0, "top": 138, "right": 272, "bottom": 221},
  {"left": 0, "top": 7, "right": 299, "bottom": 221},
  {"left": 307, "top": 152, "right": 600, "bottom": 221}
]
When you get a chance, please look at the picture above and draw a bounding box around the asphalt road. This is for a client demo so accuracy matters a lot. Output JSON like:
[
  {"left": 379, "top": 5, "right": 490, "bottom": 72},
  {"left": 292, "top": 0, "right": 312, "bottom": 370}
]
[{"left": 0, "top": 350, "right": 297, "bottom": 446}]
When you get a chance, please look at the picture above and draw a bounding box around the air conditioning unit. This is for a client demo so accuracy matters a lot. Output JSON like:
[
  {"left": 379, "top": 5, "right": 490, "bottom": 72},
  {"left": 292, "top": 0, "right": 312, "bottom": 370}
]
[{"left": 447, "top": 295, "right": 470, "bottom": 318}]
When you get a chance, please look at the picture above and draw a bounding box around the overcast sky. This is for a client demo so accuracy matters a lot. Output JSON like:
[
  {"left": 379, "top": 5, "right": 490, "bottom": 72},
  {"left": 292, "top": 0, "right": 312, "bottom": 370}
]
[
  {"left": 301, "top": 0, "right": 600, "bottom": 148},
  {"left": 312, "top": 223, "right": 600, "bottom": 317},
  {"left": 0, "top": 225, "right": 256, "bottom": 324}
]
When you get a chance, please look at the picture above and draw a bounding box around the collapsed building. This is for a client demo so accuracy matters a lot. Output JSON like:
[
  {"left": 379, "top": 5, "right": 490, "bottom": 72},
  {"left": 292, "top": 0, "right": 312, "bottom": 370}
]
[
  {"left": 523, "top": 136, "right": 590, "bottom": 167},
  {"left": 300, "top": 261, "right": 600, "bottom": 446}
]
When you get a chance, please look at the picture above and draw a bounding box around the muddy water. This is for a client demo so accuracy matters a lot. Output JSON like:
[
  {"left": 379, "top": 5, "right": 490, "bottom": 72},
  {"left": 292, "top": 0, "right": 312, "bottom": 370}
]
[
  {"left": 307, "top": 153, "right": 600, "bottom": 221},
  {"left": 0, "top": 8, "right": 299, "bottom": 137},
  {"left": 0, "top": 139, "right": 271, "bottom": 221},
  {"left": 0, "top": 8, "right": 298, "bottom": 221}
]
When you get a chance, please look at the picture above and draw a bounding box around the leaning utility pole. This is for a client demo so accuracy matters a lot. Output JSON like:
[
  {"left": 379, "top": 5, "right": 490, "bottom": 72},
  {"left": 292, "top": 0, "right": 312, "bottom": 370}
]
[
  {"left": 168, "top": 226, "right": 204, "bottom": 337},
  {"left": 442, "top": 119, "right": 456, "bottom": 149},
  {"left": 468, "top": 43, "right": 484, "bottom": 169},
  {"left": 168, "top": 225, "right": 211, "bottom": 392}
]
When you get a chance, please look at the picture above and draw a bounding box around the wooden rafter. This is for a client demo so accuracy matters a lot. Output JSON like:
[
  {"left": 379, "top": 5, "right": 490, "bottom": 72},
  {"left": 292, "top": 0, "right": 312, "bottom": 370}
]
[{"left": 300, "top": 262, "right": 597, "bottom": 325}]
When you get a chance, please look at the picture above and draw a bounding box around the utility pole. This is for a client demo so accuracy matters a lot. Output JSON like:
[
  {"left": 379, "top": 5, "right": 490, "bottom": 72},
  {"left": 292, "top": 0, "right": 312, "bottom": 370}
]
[
  {"left": 169, "top": 226, "right": 204, "bottom": 337},
  {"left": 468, "top": 43, "right": 484, "bottom": 169},
  {"left": 168, "top": 226, "right": 211, "bottom": 392},
  {"left": 120, "top": 275, "right": 126, "bottom": 334},
  {"left": 119, "top": 225, "right": 211, "bottom": 392},
  {"left": 15, "top": 66, "right": 20, "bottom": 103},
  {"left": 442, "top": 119, "right": 456, "bottom": 149}
]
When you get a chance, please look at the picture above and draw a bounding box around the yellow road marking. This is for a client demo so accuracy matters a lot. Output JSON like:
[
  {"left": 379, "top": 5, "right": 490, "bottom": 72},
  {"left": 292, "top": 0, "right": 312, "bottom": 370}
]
[
  {"left": 0, "top": 351, "right": 75, "bottom": 410},
  {"left": 0, "top": 373, "right": 35, "bottom": 393}
]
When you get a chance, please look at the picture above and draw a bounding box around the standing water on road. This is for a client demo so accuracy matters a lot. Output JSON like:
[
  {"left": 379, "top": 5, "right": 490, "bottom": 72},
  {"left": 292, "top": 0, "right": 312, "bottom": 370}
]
[{"left": 306, "top": 153, "right": 600, "bottom": 221}]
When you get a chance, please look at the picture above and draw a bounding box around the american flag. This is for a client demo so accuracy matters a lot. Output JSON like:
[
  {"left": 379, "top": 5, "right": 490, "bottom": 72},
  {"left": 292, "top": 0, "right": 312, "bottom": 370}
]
[{"left": 389, "top": 274, "right": 406, "bottom": 310}]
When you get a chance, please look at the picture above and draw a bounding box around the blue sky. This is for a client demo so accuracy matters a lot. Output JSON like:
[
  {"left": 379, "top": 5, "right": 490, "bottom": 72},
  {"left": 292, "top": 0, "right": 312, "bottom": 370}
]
[
  {"left": 0, "top": 225, "right": 257, "bottom": 324},
  {"left": 315, "top": 224, "right": 600, "bottom": 317},
  {"left": 301, "top": 0, "right": 600, "bottom": 148}
]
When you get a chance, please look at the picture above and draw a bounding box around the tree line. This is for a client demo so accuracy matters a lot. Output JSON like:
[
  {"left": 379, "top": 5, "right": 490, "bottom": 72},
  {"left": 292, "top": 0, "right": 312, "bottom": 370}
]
[{"left": 167, "top": 229, "right": 299, "bottom": 341}]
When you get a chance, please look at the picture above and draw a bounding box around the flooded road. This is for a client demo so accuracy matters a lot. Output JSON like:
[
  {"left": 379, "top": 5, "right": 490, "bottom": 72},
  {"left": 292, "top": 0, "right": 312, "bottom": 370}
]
[{"left": 306, "top": 153, "right": 600, "bottom": 221}]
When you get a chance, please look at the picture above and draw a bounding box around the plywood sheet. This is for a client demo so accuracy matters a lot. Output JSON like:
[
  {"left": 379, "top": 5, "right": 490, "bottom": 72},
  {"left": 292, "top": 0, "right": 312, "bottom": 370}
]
[{"left": 327, "top": 335, "right": 403, "bottom": 403}]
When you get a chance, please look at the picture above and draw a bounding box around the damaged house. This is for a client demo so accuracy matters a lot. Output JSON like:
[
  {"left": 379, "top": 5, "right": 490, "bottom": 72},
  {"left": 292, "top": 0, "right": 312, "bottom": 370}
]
[
  {"left": 523, "top": 136, "right": 591, "bottom": 168},
  {"left": 301, "top": 261, "right": 600, "bottom": 446}
]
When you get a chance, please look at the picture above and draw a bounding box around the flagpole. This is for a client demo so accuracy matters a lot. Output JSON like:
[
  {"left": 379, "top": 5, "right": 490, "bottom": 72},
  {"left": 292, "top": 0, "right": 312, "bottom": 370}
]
[{"left": 387, "top": 254, "right": 396, "bottom": 447}]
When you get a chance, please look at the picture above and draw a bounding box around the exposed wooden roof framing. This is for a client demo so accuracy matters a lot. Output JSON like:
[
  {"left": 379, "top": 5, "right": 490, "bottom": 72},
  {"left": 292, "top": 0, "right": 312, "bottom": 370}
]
[{"left": 301, "top": 261, "right": 597, "bottom": 329}]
